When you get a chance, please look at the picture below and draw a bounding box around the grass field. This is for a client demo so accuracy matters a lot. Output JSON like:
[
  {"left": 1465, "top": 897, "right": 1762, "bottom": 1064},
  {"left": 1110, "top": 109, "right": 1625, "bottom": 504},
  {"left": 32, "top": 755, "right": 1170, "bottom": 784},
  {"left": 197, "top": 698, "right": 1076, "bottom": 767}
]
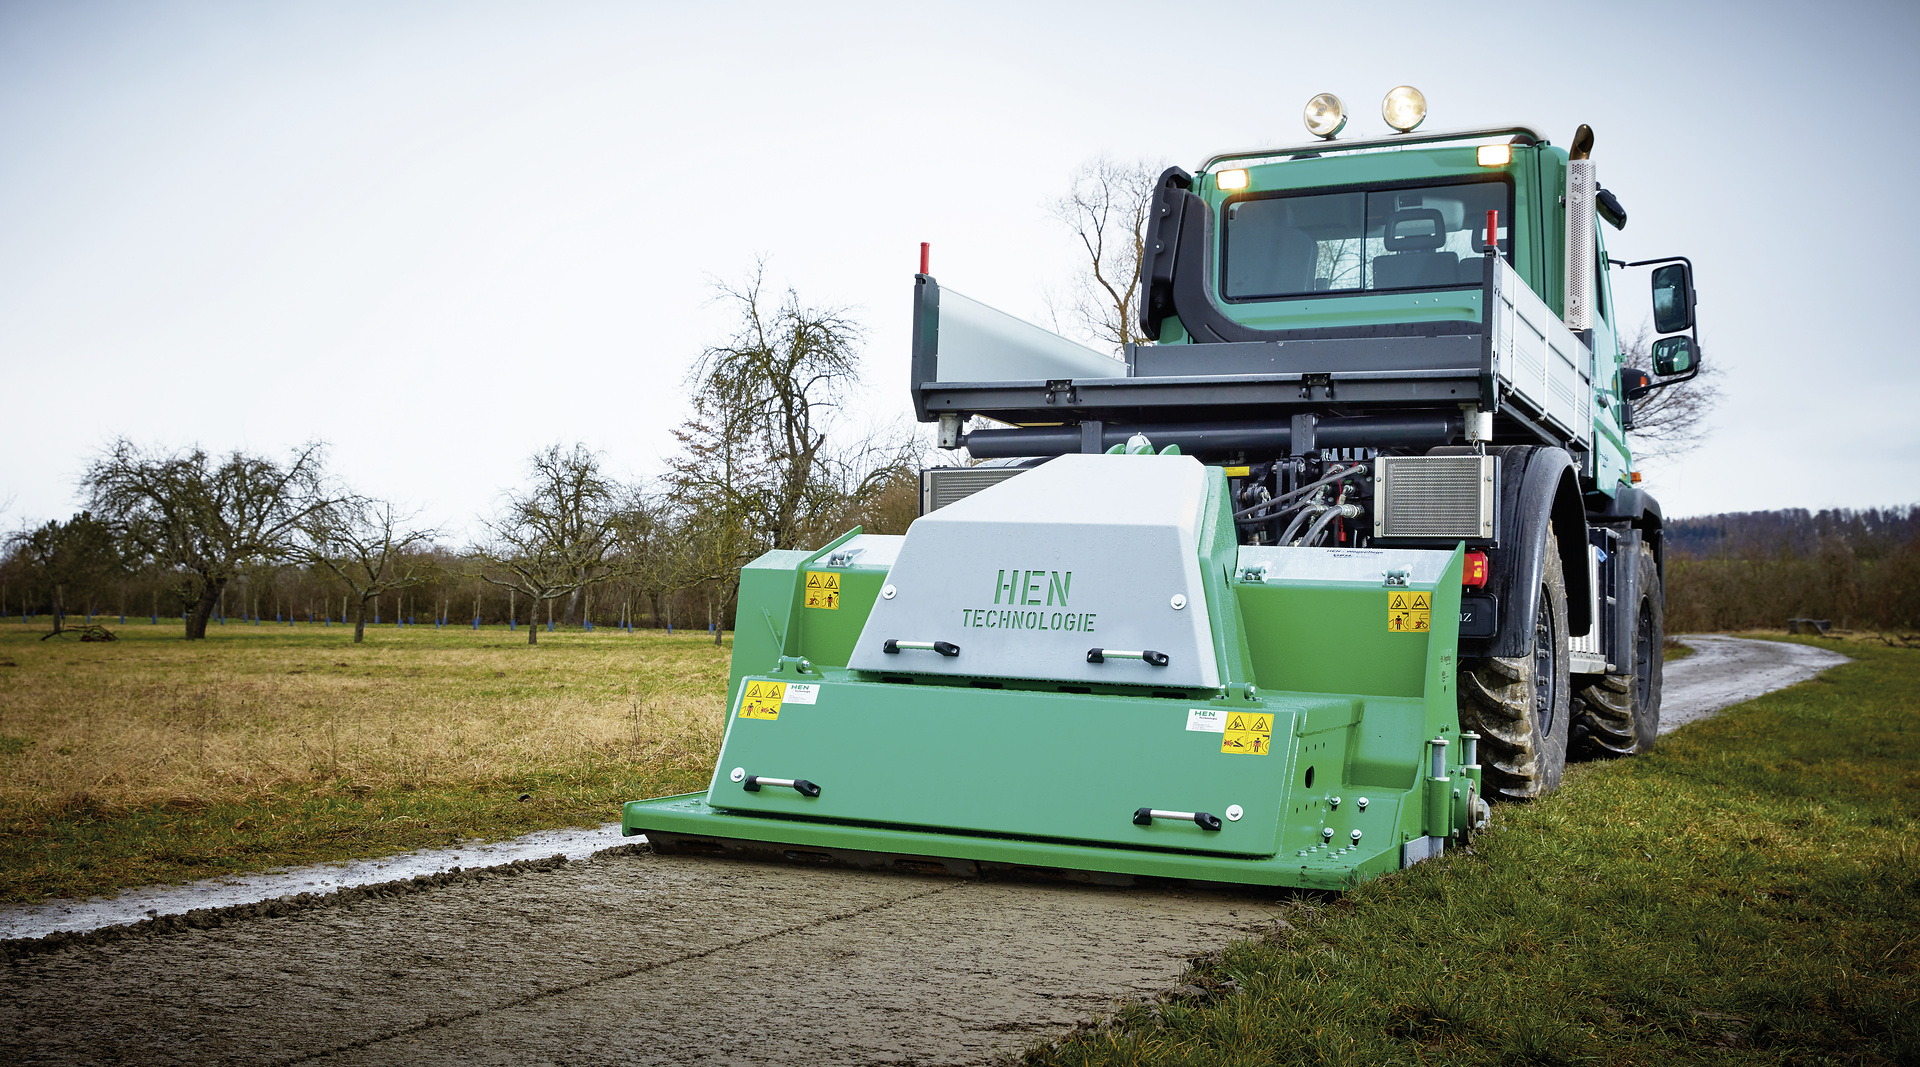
[
  {"left": 0, "top": 620, "right": 730, "bottom": 903},
  {"left": 1025, "top": 635, "right": 1919, "bottom": 1066}
]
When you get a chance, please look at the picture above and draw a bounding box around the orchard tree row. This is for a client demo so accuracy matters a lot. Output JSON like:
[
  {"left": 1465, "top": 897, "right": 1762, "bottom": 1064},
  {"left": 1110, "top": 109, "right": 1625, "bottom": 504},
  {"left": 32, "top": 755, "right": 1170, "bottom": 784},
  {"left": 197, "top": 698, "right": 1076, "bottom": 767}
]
[{"left": 4, "top": 271, "right": 919, "bottom": 645}]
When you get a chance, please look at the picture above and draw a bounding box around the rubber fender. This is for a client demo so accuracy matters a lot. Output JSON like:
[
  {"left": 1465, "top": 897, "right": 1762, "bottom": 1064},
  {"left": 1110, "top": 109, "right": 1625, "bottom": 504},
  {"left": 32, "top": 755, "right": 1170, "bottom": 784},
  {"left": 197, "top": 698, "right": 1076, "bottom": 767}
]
[{"left": 1454, "top": 445, "right": 1592, "bottom": 659}]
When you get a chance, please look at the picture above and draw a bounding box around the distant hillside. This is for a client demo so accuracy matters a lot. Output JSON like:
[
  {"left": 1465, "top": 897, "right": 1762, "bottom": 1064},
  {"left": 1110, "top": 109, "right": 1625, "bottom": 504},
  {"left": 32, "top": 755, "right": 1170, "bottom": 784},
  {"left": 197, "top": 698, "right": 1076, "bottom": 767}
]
[
  {"left": 1664, "top": 506, "right": 1920, "bottom": 560},
  {"left": 1661, "top": 505, "right": 1920, "bottom": 632}
]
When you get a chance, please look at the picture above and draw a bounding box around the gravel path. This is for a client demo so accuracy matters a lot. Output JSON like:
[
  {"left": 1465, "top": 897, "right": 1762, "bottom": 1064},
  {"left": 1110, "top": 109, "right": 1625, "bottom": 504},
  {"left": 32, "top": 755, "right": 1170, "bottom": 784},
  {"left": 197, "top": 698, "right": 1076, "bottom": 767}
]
[
  {"left": 1660, "top": 634, "right": 1850, "bottom": 734},
  {"left": 0, "top": 634, "right": 1850, "bottom": 1065},
  {"left": 1, "top": 850, "right": 1280, "bottom": 1065}
]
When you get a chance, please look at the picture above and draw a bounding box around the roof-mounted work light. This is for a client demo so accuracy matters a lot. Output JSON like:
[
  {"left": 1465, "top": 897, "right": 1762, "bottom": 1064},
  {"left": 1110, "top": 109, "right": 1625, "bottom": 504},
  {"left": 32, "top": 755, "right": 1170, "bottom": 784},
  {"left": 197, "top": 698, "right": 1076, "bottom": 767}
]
[
  {"left": 1303, "top": 93, "right": 1347, "bottom": 139},
  {"left": 1382, "top": 86, "right": 1427, "bottom": 133}
]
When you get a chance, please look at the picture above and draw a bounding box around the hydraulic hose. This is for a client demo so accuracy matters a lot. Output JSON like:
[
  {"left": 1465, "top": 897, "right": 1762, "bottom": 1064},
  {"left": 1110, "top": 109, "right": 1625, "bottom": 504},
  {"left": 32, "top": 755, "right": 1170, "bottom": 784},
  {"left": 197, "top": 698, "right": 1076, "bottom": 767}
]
[
  {"left": 1280, "top": 504, "right": 1326, "bottom": 545},
  {"left": 1299, "top": 503, "right": 1362, "bottom": 547},
  {"left": 1235, "top": 464, "right": 1370, "bottom": 523}
]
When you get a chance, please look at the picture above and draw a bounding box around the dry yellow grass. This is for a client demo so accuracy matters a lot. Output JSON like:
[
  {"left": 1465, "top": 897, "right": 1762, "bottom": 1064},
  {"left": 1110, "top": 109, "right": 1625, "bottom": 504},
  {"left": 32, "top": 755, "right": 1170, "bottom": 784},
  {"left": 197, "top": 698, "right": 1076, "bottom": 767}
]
[{"left": 0, "top": 621, "right": 733, "bottom": 901}]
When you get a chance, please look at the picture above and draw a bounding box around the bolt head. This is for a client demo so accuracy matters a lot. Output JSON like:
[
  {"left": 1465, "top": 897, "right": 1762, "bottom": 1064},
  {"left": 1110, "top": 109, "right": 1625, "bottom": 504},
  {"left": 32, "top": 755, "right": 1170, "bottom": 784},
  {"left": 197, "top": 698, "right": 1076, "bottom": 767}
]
[
  {"left": 1225, "top": 804, "right": 1244, "bottom": 822},
  {"left": 729, "top": 767, "right": 746, "bottom": 783},
  {"left": 1170, "top": 594, "right": 1187, "bottom": 610},
  {"left": 1351, "top": 829, "right": 1363, "bottom": 842},
  {"left": 881, "top": 584, "right": 897, "bottom": 600}
]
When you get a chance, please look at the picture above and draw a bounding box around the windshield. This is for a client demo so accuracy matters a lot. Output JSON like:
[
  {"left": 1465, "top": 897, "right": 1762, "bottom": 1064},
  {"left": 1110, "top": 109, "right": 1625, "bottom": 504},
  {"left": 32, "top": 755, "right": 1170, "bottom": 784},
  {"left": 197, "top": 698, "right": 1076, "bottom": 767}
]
[{"left": 1222, "top": 181, "right": 1510, "bottom": 299}]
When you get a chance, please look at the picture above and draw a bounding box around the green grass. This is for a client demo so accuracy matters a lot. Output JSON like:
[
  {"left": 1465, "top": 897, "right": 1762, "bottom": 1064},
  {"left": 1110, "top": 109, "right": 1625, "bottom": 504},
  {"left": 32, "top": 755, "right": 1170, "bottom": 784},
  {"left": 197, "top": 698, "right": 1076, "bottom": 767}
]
[
  {"left": 0, "top": 620, "right": 730, "bottom": 903},
  {"left": 1026, "top": 638, "right": 1919, "bottom": 1066}
]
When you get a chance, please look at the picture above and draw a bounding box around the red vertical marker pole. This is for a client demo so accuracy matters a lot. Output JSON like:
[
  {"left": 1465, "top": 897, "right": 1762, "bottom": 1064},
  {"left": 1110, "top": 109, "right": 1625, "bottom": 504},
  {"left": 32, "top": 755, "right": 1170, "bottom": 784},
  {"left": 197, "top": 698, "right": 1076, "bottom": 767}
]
[
  {"left": 1484, "top": 210, "right": 1498, "bottom": 255},
  {"left": 919, "top": 242, "right": 930, "bottom": 275}
]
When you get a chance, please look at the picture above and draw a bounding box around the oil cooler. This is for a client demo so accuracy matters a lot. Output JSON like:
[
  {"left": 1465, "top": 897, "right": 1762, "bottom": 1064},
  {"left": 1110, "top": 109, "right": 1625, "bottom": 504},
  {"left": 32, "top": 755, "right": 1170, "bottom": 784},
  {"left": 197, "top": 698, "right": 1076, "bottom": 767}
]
[
  {"left": 1372, "top": 455, "right": 1496, "bottom": 540},
  {"left": 920, "top": 466, "right": 1028, "bottom": 514}
]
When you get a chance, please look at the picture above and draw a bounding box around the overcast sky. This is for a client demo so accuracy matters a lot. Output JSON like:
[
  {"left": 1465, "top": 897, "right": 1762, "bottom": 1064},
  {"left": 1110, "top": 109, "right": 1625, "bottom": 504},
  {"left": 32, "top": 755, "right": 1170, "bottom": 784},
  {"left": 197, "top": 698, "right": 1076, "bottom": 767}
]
[{"left": 4, "top": 0, "right": 1916, "bottom": 542}]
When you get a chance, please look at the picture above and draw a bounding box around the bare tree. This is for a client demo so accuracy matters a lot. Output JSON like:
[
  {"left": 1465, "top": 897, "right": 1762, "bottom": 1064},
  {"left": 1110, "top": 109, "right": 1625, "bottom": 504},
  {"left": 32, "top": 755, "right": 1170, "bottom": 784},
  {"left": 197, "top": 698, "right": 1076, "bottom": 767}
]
[
  {"left": 7, "top": 512, "right": 122, "bottom": 635},
  {"left": 685, "top": 264, "right": 867, "bottom": 553},
  {"left": 300, "top": 497, "right": 439, "bottom": 643},
  {"left": 667, "top": 405, "right": 766, "bottom": 645},
  {"left": 1047, "top": 156, "right": 1165, "bottom": 352},
  {"left": 472, "top": 444, "right": 628, "bottom": 646},
  {"left": 665, "top": 266, "right": 887, "bottom": 642},
  {"left": 817, "top": 424, "right": 923, "bottom": 537},
  {"left": 1622, "top": 325, "right": 1721, "bottom": 458},
  {"left": 82, "top": 440, "right": 332, "bottom": 639},
  {"left": 611, "top": 490, "right": 689, "bottom": 631}
]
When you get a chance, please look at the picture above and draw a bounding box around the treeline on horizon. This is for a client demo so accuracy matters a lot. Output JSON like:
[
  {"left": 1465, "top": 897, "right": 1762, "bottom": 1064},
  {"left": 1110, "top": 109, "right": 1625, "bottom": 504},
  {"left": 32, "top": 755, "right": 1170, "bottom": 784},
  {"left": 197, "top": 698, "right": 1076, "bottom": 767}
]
[
  {"left": 1, "top": 276, "right": 926, "bottom": 641},
  {"left": 1664, "top": 505, "right": 1920, "bottom": 633}
]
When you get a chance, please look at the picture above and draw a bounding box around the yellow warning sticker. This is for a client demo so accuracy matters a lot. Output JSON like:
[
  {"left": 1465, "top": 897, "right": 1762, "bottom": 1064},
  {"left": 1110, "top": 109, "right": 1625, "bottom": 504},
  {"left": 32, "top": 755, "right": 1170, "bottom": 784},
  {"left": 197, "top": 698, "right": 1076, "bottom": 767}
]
[
  {"left": 738, "top": 680, "right": 786, "bottom": 720},
  {"left": 1388, "top": 590, "right": 1432, "bottom": 633},
  {"left": 804, "top": 571, "right": 840, "bottom": 610},
  {"left": 1221, "top": 712, "right": 1274, "bottom": 755}
]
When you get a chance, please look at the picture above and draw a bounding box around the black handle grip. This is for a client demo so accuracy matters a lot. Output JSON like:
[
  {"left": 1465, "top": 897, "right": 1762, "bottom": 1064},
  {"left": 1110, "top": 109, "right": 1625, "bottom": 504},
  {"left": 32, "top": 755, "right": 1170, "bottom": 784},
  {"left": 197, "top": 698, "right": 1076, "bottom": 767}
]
[
  {"left": 883, "top": 639, "right": 960, "bottom": 657},
  {"left": 1134, "top": 807, "right": 1222, "bottom": 831},
  {"left": 744, "top": 775, "right": 821, "bottom": 798},
  {"left": 1088, "top": 648, "right": 1170, "bottom": 666}
]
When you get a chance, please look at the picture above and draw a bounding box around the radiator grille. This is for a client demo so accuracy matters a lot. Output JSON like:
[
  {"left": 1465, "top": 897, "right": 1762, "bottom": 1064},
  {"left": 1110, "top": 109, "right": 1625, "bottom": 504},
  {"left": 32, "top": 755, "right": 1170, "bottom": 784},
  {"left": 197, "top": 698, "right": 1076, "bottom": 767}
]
[
  {"left": 1374, "top": 456, "right": 1495, "bottom": 539},
  {"left": 921, "top": 467, "right": 1028, "bottom": 513}
]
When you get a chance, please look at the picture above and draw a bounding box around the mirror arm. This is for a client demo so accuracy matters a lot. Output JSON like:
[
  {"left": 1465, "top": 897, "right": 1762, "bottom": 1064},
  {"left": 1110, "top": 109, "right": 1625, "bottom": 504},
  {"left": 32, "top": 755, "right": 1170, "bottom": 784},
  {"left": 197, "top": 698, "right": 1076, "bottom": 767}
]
[{"left": 1621, "top": 254, "right": 1695, "bottom": 270}]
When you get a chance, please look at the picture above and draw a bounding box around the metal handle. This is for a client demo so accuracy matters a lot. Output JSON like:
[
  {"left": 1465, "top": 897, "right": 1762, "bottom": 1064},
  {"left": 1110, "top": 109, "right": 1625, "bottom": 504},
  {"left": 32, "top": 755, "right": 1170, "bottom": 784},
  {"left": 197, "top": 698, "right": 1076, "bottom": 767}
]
[
  {"left": 883, "top": 639, "right": 960, "bottom": 657},
  {"left": 1133, "top": 807, "right": 1222, "bottom": 832},
  {"left": 743, "top": 775, "right": 822, "bottom": 798},
  {"left": 1088, "top": 648, "right": 1169, "bottom": 666}
]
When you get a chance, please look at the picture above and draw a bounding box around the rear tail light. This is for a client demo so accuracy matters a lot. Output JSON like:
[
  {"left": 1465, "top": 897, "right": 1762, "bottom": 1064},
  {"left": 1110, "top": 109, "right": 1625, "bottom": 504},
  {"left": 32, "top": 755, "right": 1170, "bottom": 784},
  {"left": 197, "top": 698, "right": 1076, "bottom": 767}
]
[{"left": 1463, "top": 550, "right": 1490, "bottom": 588}]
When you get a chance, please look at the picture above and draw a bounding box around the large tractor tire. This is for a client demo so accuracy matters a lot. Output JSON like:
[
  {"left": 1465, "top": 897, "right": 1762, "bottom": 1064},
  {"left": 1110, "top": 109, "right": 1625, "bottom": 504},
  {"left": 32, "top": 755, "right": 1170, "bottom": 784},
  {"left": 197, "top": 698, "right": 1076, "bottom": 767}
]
[
  {"left": 1459, "top": 531, "right": 1572, "bottom": 800},
  {"left": 1573, "top": 544, "right": 1663, "bottom": 757}
]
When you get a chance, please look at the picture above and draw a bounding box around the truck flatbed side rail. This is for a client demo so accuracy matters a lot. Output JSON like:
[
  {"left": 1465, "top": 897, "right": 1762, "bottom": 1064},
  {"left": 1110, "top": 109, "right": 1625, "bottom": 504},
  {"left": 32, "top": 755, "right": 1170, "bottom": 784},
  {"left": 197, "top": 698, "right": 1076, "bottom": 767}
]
[{"left": 912, "top": 257, "right": 1593, "bottom": 457}]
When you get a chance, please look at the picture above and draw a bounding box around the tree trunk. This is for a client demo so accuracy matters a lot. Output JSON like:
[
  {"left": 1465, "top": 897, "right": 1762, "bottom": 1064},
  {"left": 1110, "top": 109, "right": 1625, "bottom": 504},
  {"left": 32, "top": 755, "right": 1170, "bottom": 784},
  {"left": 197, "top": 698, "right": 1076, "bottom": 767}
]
[
  {"left": 354, "top": 597, "right": 368, "bottom": 643},
  {"left": 186, "top": 580, "right": 222, "bottom": 640},
  {"left": 527, "top": 595, "right": 539, "bottom": 646},
  {"left": 50, "top": 585, "right": 66, "bottom": 634}
]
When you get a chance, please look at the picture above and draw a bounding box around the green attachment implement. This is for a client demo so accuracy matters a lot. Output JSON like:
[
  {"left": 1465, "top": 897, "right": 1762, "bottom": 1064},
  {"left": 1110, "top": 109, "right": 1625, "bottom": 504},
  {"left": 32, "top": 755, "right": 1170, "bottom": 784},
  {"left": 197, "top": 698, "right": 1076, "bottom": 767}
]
[{"left": 624, "top": 454, "right": 1478, "bottom": 888}]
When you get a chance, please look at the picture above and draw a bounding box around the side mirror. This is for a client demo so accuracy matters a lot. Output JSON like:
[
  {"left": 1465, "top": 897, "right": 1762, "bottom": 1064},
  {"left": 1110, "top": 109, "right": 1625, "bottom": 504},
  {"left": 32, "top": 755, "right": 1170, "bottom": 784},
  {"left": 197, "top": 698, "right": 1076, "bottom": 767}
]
[
  {"left": 1651, "top": 262, "right": 1694, "bottom": 334},
  {"left": 1652, "top": 335, "right": 1696, "bottom": 377},
  {"left": 1621, "top": 367, "right": 1653, "bottom": 400}
]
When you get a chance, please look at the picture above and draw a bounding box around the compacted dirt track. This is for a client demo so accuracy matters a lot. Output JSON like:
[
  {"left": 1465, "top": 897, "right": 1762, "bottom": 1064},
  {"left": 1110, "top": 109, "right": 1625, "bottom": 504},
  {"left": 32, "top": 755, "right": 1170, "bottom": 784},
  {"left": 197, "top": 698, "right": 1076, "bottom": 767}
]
[
  {"left": 1, "top": 635, "right": 1849, "bottom": 1065},
  {"left": 2, "top": 850, "right": 1282, "bottom": 1065}
]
